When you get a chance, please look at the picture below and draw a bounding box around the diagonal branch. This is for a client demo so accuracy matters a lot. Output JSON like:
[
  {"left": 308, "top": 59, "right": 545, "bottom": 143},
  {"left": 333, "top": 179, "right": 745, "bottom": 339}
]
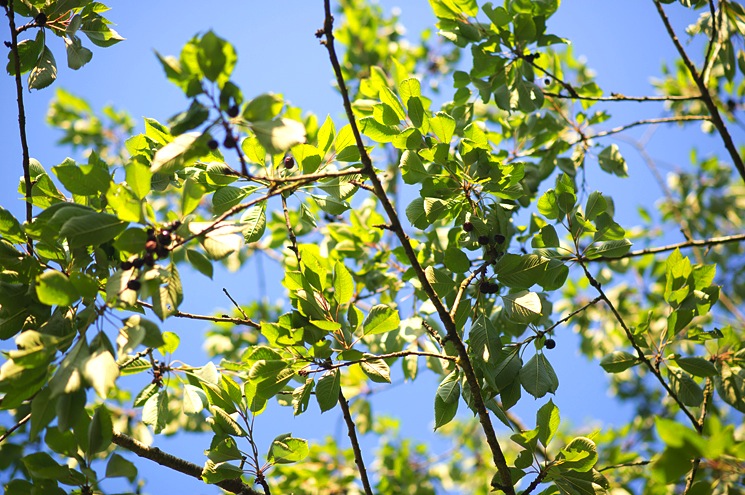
[
  {"left": 6, "top": 0, "right": 34, "bottom": 255},
  {"left": 653, "top": 0, "right": 745, "bottom": 183},
  {"left": 112, "top": 431, "right": 261, "bottom": 495},
  {"left": 318, "top": 3, "right": 515, "bottom": 493},
  {"left": 543, "top": 91, "right": 702, "bottom": 103},
  {"left": 567, "top": 115, "right": 710, "bottom": 147},
  {"left": 137, "top": 299, "right": 260, "bottom": 329},
  {"left": 578, "top": 261, "right": 701, "bottom": 431},
  {"left": 338, "top": 389, "right": 374, "bottom": 495}
]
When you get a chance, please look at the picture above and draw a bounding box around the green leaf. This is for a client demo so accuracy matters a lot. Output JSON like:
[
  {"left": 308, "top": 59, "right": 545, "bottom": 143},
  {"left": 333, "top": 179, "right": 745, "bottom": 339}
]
[
  {"left": 317, "top": 115, "right": 336, "bottom": 153},
  {"left": 359, "top": 355, "right": 391, "bottom": 383},
  {"left": 182, "top": 384, "right": 208, "bottom": 414},
  {"left": 64, "top": 35, "right": 92, "bottom": 70},
  {"left": 536, "top": 399, "right": 559, "bottom": 448},
  {"left": 83, "top": 349, "right": 119, "bottom": 399},
  {"left": 598, "top": 144, "right": 628, "bottom": 177},
  {"left": 715, "top": 362, "right": 745, "bottom": 413},
  {"left": 151, "top": 132, "right": 200, "bottom": 174},
  {"left": 267, "top": 434, "right": 309, "bottom": 464},
  {"left": 558, "top": 436, "right": 598, "bottom": 472},
  {"left": 315, "top": 370, "right": 340, "bottom": 413},
  {"left": 105, "top": 453, "right": 137, "bottom": 481},
  {"left": 599, "top": 351, "right": 639, "bottom": 373},
  {"left": 28, "top": 44, "right": 57, "bottom": 90},
  {"left": 6, "top": 30, "right": 43, "bottom": 75},
  {"left": 436, "top": 370, "right": 461, "bottom": 404},
  {"left": 520, "top": 353, "right": 558, "bottom": 398},
  {"left": 429, "top": 112, "right": 455, "bottom": 142},
  {"left": 495, "top": 254, "right": 549, "bottom": 289},
  {"left": 359, "top": 116, "right": 399, "bottom": 143},
  {"left": 469, "top": 316, "right": 501, "bottom": 364},
  {"left": 243, "top": 93, "right": 283, "bottom": 121},
  {"left": 333, "top": 261, "right": 353, "bottom": 305},
  {"left": 60, "top": 212, "right": 127, "bottom": 248},
  {"left": 241, "top": 203, "right": 266, "bottom": 243},
  {"left": 363, "top": 304, "right": 400, "bottom": 335},
  {"left": 584, "top": 191, "right": 607, "bottom": 221},
  {"left": 434, "top": 393, "right": 458, "bottom": 430},
  {"left": 675, "top": 357, "right": 717, "bottom": 377},
  {"left": 182, "top": 178, "right": 207, "bottom": 216},
  {"left": 584, "top": 239, "right": 632, "bottom": 259},
  {"left": 250, "top": 119, "right": 306, "bottom": 154},
  {"left": 186, "top": 248, "right": 214, "bottom": 279},
  {"left": 88, "top": 404, "right": 113, "bottom": 454},
  {"left": 30, "top": 388, "right": 56, "bottom": 441},
  {"left": 502, "top": 290, "right": 542, "bottom": 324},
  {"left": 202, "top": 459, "right": 243, "bottom": 484},
  {"left": 667, "top": 367, "right": 703, "bottom": 407},
  {"left": 52, "top": 158, "right": 110, "bottom": 195},
  {"left": 36, "top": 271, "right": 79, "bottom": 306},
  {"left": 209, "top": 405, "right": 247, "bottom": 436},
  {"left": 142, "top": 390, "right": 169, "bottom": 434},
  {"left": 197, "top": 30, "right": 237, "bottom": 84}
]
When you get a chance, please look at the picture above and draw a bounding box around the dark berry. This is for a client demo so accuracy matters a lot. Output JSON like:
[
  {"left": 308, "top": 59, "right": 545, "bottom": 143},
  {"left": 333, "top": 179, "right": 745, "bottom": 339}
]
[
  {"left": 479, "top": 282, "right": 499, "bottom": 294},
  {"left": 545, "top": 338, "right": 556, "bottom": 350},
  {"left": 171, "top": 220, "right": 182, "bottom": 230},
  {"left": 494, "top": 234, "right": 505, "bottom": 244},
  {"left": 35, "top": 12, "right": 47, "bottom": 26},
  {"left": 143, "top": 253, "right": 156, "bottom": 267},
  {"left": 157, "top": 231, "right": 172, "bottom": 245},
  {"left": 120, "top": 261, "right": 133, "bottom": 270},
  {"left": 207, "top": 139, "right": 219, "bottom": 150},
  {"left": 284, "top": 156, "right": 295, "bottom": 169},
  {"left": 463, "top": 221, "right": 474, "bottom": 232},
  {"left": 132, "top": 258, "right": 145, "bottom": 269},
  {"left": 156, "top": 246, "right": 170, "bottom": 259},
  {"left": 544, "top": 78, "right": 551, "bottom": 86},
  {"left": 146, "top": 228, "right": 156, "bottom": 240},
  {"left": 145, "top": 239, "right": 158, "bottom": 253},
  {"left": 227, "top": 105, "right": 240, "bottom": 118},
  {"left": 126, "top": 280, "right": 141, "bottom": 291},
  {"left": 477, "top": 235, "right": 490, "bottom": 245},
  {"left": 223, "top": 135, "right": 236, "bottom": 148}
]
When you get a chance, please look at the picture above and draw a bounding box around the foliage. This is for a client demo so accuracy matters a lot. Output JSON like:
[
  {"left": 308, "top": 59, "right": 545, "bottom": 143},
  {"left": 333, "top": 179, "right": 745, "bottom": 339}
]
[{"left": 1, "top": 0, "right": 745, "bottom": 494}]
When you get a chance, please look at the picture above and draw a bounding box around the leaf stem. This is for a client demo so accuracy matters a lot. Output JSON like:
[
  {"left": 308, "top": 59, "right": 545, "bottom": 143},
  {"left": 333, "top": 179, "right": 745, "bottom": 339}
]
[{"left": 0, "top": 412, "right": 31, "bottom": 443}]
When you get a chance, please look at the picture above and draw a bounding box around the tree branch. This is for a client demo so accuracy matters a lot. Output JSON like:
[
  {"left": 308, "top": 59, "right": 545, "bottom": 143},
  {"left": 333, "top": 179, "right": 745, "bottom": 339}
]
[
  {"left": 319, "top": 4, "right": 515, "bottom": 493},
  {"left": 338, "top": 389, "right": 374, "bottom": 495},
  {"left": 0, "top": 412, "right": 31, "bottom": 443},
  {"left": 653, "top": 0, "right": 745, "bottom": 183},
  {"left": 6, "top": 0, "right": 34, "bottom": 255},
  {"left": 597, "top": 459, "right": 652, "bottom": 472},
  {"left": 112, "top": 431, "right": 261, "bottom": 495},
  {"left": 567, "top": 115, "right": 710, "bottom": 147},
  {"left": 304, "top": 350, "right": 457, "bottom": 374},
  {"left": 543, "top": 91, "right": 701, "bottom": 103},
  {"left": 575, "top": 233, "right": 745, "bottom": 262},
  {"left": 578, "top": 261, "right": 701, "bottom": 431},
  {"left": 137, "top": 299, "right": 260, "bottom": 329}
]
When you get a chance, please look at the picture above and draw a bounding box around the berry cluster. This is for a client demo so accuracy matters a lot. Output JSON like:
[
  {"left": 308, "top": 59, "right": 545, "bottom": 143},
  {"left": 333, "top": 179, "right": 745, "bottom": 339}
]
[
  {"left": 479, "top": 281, "right": 499, "bottom": 294},
  {"left": 122, "top": 221, "right": 181, "bottom": 291}
]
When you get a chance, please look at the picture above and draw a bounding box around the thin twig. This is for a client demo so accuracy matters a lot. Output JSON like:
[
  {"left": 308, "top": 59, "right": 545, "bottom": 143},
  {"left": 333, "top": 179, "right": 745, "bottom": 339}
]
[
  {"left": 683, "top": 378, "right": 714, "bottom": 494},
  {"left": 306, "top": 350, "right": 457, "bottom": 374},
  {"left": 578, "top": 261, "right": 701, "bottom": 430},
  {"left": 6, "top": 0, "right": 34, "bottom": 255},
  {"left": 112, "top": 431, "right": 261, "bottom": 495},
  {"left": 338, "top": 390, "right": 374, "bottom": 495},
  {"left": 543, "top": 91, "right": 702, "bottom": 102},
  {"left": 319, "top": 4, "right": 515, "bottom": 493},
  {"left": 534, "top": 296, "right": 603, "bottom": 340},
  {"left": 576, "top": 233, "right": 745, "bottom": 262},
  {"left": 597, "top": 460, "right": 652, "bottom": 472},
  {"left": 653, "top": 0, "right": 745, "bottom": 183},
  {"left": 223, "top": 287, "right": 249, "bottom": 319},
  {"left": 521, "top": 467, "right": 550, "bottom": 495},
  {"left": 450, "top": 261, "right": 489, "bottom": 319},
  {"left": 0, "top": 412, "right": 31, "bottom": 443},
  {"left": 281, "top": 195, "right": 300, "bottom": 262},
  {"left": 567, "top": 115, "right": 710, "bottom": 147},
  {"left": 137, "top": 299, "right": 260, "bottom": 329}
]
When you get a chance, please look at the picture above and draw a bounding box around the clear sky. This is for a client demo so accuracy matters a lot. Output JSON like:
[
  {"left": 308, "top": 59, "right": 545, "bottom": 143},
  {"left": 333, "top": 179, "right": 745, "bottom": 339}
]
[{"left": 0, "top": 1, "right": 728, "bottom": 493}]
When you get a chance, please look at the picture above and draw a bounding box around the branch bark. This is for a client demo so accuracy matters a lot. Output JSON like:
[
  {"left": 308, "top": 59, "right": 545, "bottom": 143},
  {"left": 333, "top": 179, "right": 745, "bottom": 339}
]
[
  {"left": 338, "top": 389, "right": 374, "bottom": 495},
  {"left": 318, "top": 3, "right": 515, "bottom": 493},
  {"left": 112, "top": 431, "right": 261, "bottom": 495},
  {"left": 6, "top": 0, "right": 34, "bottom": 255}
]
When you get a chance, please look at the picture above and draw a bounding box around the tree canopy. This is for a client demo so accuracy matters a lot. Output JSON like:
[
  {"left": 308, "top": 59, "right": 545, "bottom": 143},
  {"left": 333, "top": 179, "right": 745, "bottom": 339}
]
[{"left": 1, "top": 0, "right": 744, "bottom": 494}]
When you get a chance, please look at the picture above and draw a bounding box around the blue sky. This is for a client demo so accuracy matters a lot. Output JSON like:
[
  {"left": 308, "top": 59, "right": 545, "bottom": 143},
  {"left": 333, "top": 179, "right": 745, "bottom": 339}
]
[{"left": 0, "top": 1, "right": 728, "bottom": 493}]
